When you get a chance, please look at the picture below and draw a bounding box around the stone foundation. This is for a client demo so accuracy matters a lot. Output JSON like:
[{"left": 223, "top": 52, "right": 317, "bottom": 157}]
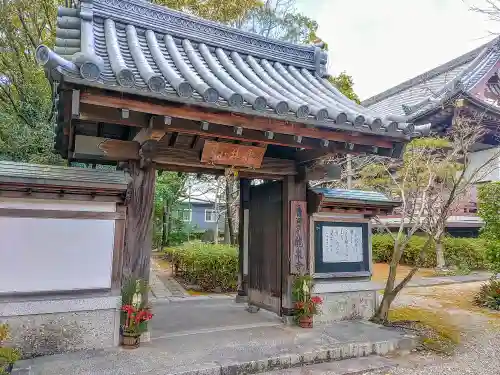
[
  {"left": 312, "top": 281, "right": 379, "bottom": 324},
  {"left": 0, "top": 293, "right": 121, "bottom": 358}
]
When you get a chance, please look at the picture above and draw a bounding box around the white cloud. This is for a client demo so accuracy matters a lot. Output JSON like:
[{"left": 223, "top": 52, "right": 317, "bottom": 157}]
[{"left": 296, "top": 0, "right": 499, "bottom": 99}]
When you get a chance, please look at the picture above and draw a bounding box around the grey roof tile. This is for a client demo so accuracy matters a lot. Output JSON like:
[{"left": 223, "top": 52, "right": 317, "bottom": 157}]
[
  {"left": 363, "top": 38, "right": 500, "bottom": 119},
  {"left": 0, "top": 161, "right": 129, "bottom": 190},
  {"left": 311, "top": 187, "right": 398, "bottom": 204},
  {"left": 36, "top": 0, "right": 415, "bottom": 139}
]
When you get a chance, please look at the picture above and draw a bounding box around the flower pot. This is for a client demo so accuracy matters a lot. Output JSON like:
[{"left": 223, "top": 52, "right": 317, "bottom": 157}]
[
  {"left": 122, "top": 333, "right": 141, "bottom": 349},
  {"left": 298, "top": 316, "right": 313, "bottom": 328}
]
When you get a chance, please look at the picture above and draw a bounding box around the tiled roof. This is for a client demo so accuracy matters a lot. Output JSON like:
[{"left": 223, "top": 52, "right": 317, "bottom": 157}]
[
  {"left": 362, "top": 38, "right": 500, "bottom": 120},
  {"left": 0, "top": 161, "right": 129, "bottom": 190},
  {"left": 311, "top": 187, "right": 397, "bottom": 204},
  {"left": 36, "top": 0, "right": 419, "bottom": 138}
]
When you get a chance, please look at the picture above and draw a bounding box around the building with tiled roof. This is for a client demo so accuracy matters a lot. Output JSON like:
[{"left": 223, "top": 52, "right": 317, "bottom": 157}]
[
  {"left": 363, "top": 40, "right": 500, "bottom": 236},
  {"left": 363, "top": 37, "right": 500, "bottom": 147}
]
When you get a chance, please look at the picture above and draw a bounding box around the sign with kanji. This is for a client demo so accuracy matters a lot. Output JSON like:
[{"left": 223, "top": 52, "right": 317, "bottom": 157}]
[
  {"left": 290, "top": 200, "right": 307, "bottom": 274},
  {"left": 201, "top": 141, "right": 266, "bottom": 168}
]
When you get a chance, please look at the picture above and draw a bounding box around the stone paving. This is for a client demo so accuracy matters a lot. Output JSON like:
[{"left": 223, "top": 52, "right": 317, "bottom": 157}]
[
  {"left": 150, "top": 258, "right": 189, "bottom": 299},
  {"left": 13, "top": 299, "right": 415, "bottom": 375}
]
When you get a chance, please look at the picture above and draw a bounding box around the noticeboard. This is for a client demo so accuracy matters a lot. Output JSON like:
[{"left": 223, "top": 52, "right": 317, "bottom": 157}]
[{"left": 314, "top": 221, "right": 370, "bottom": 278}]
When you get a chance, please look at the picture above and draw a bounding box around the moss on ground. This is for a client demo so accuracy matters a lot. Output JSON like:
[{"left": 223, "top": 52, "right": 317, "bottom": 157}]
[{"left": 389, "top": 307, "right": 461, "bottom": 354}]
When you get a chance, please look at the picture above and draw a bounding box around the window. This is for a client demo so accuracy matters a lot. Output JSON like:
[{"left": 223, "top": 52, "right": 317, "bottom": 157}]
[
  {"left": 205, "top": 209, "right": 217, "bottom": 222},
  {"left": 179, "top": 209, "right": 192, "bottom": 222}
]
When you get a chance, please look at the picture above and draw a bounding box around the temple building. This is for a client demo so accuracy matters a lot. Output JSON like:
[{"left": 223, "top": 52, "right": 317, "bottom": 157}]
[{"left": 362, "top": 38, "right": 500, "bottom": 236}]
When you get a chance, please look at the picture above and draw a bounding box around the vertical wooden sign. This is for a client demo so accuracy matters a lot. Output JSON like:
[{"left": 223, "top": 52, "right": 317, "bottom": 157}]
[{"left": 290, "top": 201, "right": 307, "bottom": 275}]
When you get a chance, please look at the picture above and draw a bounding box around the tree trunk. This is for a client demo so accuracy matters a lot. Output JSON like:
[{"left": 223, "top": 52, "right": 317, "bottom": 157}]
[
  {"left": 372, "top": 292, "right": 396, "bottom": 324},
  {"left": 122, "top": 161, "right": 156, "bottom": 284},
  {"left": 435, "top": 224, "right": 446, "bottom": 269},
  {"left": 435, "top": 240, "right": 446, "bottom": 270},
  {"left": 166, "top": 206, "right": 173, "bottom": 247},
  {"left": 224, "top": 218, "right": 230, "bottom": 244},
  {"left": 225, "top": 179, "right": 236, "bottom": 245},
  {"left": 161, "top": 203, "right": 167, "bottom": 247}
]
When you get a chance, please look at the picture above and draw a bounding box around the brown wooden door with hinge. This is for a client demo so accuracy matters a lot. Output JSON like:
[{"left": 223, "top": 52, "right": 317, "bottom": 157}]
[{"left": 247, "top": 181, "right": 282, "bottom": 315}]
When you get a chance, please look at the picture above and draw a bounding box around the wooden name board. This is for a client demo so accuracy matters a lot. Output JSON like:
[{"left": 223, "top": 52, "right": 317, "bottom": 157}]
[{"left": 201, "top": 141, "right": 266, "bottom": 168}]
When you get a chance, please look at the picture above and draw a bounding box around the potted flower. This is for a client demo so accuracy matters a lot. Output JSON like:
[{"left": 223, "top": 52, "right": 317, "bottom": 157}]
[
  {"left": 0, "top": 324, "right": 21, "bottom": 374},
  {"left": 120, "top": 277, "right": 153, "bottom": 349},
  {"left": 292, "top": 275, "right": 323, "bottom": 328},
  {"left": 121, "top": 304, "right": 153, "bottom": 349}
]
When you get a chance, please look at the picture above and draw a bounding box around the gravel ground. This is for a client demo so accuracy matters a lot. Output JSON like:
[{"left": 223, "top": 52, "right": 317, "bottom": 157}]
[{"left": 366, "top": 282, "right": 500, "bottom": 375}]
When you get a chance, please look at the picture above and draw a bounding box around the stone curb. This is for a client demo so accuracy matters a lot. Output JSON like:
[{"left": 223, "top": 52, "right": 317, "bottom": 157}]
[
  {"left": 162, "top": 334, "right": 417, "bottom": 375},
  {"left": 14, "top": 333, "right": 418, "bottom": 375}
]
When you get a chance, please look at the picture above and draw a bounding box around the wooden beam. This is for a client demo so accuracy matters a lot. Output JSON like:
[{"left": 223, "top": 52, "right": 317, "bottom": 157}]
[
  {"left": 73, "top": 135, "right": 140, "bottom": 161},
  {"left": 79, "top": 103, "right": 147, "bottom": 127},
  {"left": 154, "top": 143, "right": 296, "bottom": 176},
  {"left": 169, "top": 132, "right": 179, "bottom": 147},
  {"left": 190, "top": 135, "right": 199, "bottom": 149},
  {"left": 80, "top": 92, "right": 396, "bottom": 148},
  {"left": 78, "top": 106, "right": 317, "bottom": 150},
  {"left": 73, "top": 135, "right": 296, "bottom": 176},
  {"left": 297, "top": 164, "right": 342, "bottom": 182},
  {"left": 133, "top": 127, "right": 166, "bottom": 144},
  {"left": 133, "top": 116, "right": 167, "bottom": 144}
]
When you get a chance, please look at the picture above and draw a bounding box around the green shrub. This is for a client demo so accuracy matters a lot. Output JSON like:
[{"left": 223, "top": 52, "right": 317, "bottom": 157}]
[
  {"left": 164, "top": 241, "right": 238, "bottom": 292},
  {"left": 372, "top": 234, "right": 492, "bottom": 269},
  {"left": 473, "top": 278, "right": 500, "bottom": 310},
  {"left": 371, "top": 234, "right": 394, "bottom": 263},
  {"left": 442, "top": 237, "right": 489, "bottom": 271},
  {"left": 485, "top": 240, "right": 500, "bottom": 273}
]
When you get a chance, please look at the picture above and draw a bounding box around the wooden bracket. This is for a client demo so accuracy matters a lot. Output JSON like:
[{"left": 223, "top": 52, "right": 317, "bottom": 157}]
[{"left": 298, "top": 164, "right": 341, "bottom": 182}]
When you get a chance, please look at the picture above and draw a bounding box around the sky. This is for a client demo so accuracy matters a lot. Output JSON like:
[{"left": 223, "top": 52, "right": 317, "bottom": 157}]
[{"left": 295, "top": 0, "right": 500, "bottom": 100}]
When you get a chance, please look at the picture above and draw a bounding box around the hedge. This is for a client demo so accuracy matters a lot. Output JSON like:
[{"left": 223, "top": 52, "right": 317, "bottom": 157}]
[
  {"left": 164, "top": 241, "right": 238, "bottom": 292},
  {"left": 372, "top": 234, "right": 492, "bottom": 269}
]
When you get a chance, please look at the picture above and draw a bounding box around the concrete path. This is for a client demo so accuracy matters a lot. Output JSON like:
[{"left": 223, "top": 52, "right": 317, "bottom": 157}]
[
  {"left": 149, "top": 257, "right": 190, "bottom": 299},
  {"left": 14, "top": 300, "right": 416, "bottom": 375},
  {"left": 372, "top": 271, "right": 495, "bottom": 291}
]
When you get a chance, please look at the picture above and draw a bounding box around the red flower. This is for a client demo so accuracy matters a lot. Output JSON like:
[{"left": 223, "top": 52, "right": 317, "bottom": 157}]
[
  {"left": 121, "top": 305, "right": 135, "bottom": 313},
  {"left": 311, "top": 296, "right": 323, "bottom": 305}
]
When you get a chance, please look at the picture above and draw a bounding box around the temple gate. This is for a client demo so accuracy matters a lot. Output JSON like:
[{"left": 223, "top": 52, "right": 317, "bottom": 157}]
[{"left": 36, "top": 0, "right": 421, "bottom": 321}]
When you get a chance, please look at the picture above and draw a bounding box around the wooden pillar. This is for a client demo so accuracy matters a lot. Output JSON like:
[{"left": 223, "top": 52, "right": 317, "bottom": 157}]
[
  {"left": 281, "top": 175, "right": 307, "bottom": 319},
  {"left": 236, "top": 178, "right": 250, "bottom": 301},
  {"left": 122, "top": 160, "right": 156, "bottom": 284}
]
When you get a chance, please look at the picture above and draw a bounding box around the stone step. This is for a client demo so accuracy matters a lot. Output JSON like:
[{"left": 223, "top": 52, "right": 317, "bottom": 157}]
[
  {"left": 15, "top": 321, "right": 417, "bottom": 375},
  {"left": 259, "top": 355, "right": 399, "bottom": 375}
]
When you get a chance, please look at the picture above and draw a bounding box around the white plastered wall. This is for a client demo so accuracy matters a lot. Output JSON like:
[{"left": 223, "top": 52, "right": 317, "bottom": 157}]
[{"left": 0, "top": 198, "right": 116, "bottom": 294}]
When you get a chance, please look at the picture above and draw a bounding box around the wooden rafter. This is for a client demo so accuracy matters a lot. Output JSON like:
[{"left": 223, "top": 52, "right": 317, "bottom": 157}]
[
  {"left": 72, "top": 135, "right": 296, "bottom": 176},
  {"left": 79, "top": 92, "right": 396, "bottom": 148},
  {"left": 78, "top": 104, "right": 319, "bottom": 150}
]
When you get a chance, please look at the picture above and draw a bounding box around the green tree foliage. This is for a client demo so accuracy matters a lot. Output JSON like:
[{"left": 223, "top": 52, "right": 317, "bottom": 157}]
[
  {"left": 478, "top": 182, "right": 500, "bottom": 241},
  {"left": 478, "top": 182, "right": 500, "bottom": 272},
  {"left": 153, "top": 0, "right": 262, "bottom": 25},
  {"left": 240, "top": 0, "right": 318, "bottom": 44},
  {"left": 153, "top": 172, "right": 189, "bottom": 247},
  {"left": 157, "top": 0, "right": 359, "bottom": 98},
  {"left": 0, "top": 0, "right": 63, "bottom": 164},
  {"left": 328, "top": 72, "right": 360, "bottom": 103},
  {"left": 0, "top": 0, "right": 359, "bottom": 164}
]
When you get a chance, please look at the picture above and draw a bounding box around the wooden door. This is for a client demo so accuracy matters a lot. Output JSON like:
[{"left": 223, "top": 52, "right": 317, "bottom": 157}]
[{"left": 247, "top": 181, "right": 282, "bottom": 314}]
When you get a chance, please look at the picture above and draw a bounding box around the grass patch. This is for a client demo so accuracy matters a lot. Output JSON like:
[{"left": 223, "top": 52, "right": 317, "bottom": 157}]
[
  {"left": 406, "top": 283, "right": 500, "bottom": 323},
  {"left": 153, "top": 256, "right": 171, "bottom": 271},
  {"left": 186, "top": 290, "right": 212, "bottom": 296},
  {"left": 389, "top": 307, "right": 461, "bottom": 354},
  {"left": 372, "top": 263, "right": 437, "bottom": 283}
]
